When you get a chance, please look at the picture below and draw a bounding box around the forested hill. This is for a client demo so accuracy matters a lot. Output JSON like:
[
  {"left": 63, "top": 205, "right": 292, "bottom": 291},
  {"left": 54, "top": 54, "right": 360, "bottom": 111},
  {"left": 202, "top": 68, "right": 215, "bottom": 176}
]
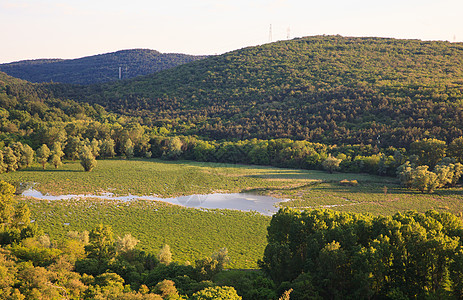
[
  {"left": 0, "top": 49, "right": 207, "bottom": 85},
  {"left": 50, "top": 36, "right": 463, "bottom": 147}
]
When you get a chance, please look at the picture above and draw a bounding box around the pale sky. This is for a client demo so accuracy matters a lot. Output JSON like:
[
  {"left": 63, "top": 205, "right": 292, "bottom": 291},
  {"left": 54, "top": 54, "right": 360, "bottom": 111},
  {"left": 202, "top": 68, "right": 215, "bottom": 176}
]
[{"left": 1, "top": 0, "right": 462, "bottom": 63}]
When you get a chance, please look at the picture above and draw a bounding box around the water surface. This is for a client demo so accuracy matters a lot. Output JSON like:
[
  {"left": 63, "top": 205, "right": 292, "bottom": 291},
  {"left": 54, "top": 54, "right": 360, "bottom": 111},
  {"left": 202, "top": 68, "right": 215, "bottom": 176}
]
[{"left": 22, "top": 188, "right": 285, "bottom": 215}]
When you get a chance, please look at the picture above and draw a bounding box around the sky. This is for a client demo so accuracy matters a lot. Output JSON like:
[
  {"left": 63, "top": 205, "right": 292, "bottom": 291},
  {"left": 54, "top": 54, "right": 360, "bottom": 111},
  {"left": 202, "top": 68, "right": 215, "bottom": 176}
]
[{"left": 1, "top": 0, "right": 462, "bottom": 63}]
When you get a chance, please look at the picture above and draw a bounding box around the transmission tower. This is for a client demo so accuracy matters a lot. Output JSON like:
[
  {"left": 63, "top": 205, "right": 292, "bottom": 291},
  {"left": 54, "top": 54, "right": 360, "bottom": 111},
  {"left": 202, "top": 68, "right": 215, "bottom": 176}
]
[
  {"left": 287, "top": 26, "right": 291, "bottom": 39},
  {"left": 269, "top": 24, "right": 273, "bottom": 42}
]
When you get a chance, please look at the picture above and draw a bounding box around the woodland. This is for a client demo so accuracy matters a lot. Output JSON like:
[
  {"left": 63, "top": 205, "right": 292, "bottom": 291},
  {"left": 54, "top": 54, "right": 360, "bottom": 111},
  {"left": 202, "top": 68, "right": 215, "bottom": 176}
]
[
  {"left": 0, "top": 49, "right": 206, "bottom": 85},
  {"left": 1, "top": 35, "right": 463, "bottom": 298}
]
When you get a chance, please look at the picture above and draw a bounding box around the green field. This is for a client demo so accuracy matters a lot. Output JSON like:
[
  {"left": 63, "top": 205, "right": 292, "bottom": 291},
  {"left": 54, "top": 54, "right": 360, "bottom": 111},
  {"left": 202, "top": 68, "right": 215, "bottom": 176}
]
[
  {"left": 22, "top": 198, "right": 269, "bottom": 269},
  {"left": 3, "top": 158, "right": 463, "bottom": 268},
  {"left": 1, "top": 158, "right": 314, "bottom": 197}
]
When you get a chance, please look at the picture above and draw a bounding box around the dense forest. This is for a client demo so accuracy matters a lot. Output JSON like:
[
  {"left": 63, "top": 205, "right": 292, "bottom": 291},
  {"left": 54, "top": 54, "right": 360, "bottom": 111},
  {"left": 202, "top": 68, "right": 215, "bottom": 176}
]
[
  {"left": 45, "top": 35, "right": 463, "bottom": 148},
  {"left": 261, "top": 208, "right": 463, "bottom": 299},
  {"left": 0, "top": 49, "right": 207, "bottom": 85}
]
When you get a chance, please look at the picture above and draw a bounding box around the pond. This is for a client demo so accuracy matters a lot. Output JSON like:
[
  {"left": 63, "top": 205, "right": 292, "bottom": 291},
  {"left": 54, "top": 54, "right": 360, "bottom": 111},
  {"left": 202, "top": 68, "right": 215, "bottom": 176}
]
[{"left": 21, "top": 188, "right": 286, "bottom": 215}]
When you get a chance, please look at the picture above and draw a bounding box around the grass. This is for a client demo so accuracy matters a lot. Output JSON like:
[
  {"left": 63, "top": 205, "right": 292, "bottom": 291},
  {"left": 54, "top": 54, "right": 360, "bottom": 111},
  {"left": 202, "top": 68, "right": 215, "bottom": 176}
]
[
  {"left": 21, "top": 197, "right": 269, "bottom": 269},
  {"left": 0, "top": 158, "right": 315, "bottom": 197},
  {"left": 275, "top": 179, "right": 463, "bottom": 216},
  {"left": 3, "top": 158, "right": 463, "bottom": 268}
]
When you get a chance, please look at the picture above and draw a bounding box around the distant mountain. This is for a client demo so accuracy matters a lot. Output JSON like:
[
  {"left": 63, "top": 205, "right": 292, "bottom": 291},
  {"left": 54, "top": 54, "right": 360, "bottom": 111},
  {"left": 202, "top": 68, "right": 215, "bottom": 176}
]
[
  {"left": 52, "top": 35, "right": 463, "bottom": 147},
  {"left": 0, "top": 49, "right": 207, "bottom": 85}
]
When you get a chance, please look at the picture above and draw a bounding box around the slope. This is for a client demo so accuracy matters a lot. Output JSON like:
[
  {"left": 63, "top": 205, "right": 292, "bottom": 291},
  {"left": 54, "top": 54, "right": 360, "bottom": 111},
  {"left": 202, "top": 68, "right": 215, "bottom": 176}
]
[
  {"left": 50, "top": 36, "right": 463, "bottom": 147},
  {"left": 0, "top": 49, "right": 207, "bottom": 85}
]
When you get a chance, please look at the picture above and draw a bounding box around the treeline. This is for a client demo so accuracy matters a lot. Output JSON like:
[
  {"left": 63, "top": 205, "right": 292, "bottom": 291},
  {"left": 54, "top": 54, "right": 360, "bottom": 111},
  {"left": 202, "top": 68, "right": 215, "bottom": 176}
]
[
  {"left": 47, "top": 36, "right": 463, "bottom": 148},
  {"left": 0, "top": 180, "right": 275, "bottom": 299},
  {"left": 0, "top": 49, "right": 207, "bottom": 85},
  {"left": 5, "top": 111, "right": 463, "bottom": 194},
  {"left": 260, "top": 208, "right": 463, "bottom": 299},
  {"left": 4, "top": 69, "right": 463, "bottom": 192}
]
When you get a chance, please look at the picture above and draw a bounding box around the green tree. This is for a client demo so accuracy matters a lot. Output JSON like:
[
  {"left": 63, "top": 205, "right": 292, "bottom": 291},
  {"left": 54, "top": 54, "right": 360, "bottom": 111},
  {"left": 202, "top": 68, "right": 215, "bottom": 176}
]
[
  {"left": 50, "top": 142, "right": 65, "bottom": 169},
  {"left": 322, "top": 155, "right": 342, "bottom": 173},
  {"left": 410, "top": 165, "right": 439, "bottom": 193},
  {"left": 0, "top": 152, "right": 7, "bottom": 173},
  {"left": 163, "top": 137, "right": 183, "bottom": 160},
  {"left": 36, "top": 144, "right": 51, "bottom": 170},
  {"left": 122, "top": 138, "right": 134, "bottom": 159},
  {"left": 100, "top": 138, "right": 116, "bottom": 158},
  {"left": 448, "top": 137, "right": 463, "bottom": 163},
  {"left": 2, "top": 147, "right": 18, "bottom": 172},
  {"left": 0, "top": 181, "right": 15, "bottom": 225},
  {"left": 85, "top": 224, "right": 116, "bottom": 261},
  {"left": 153, "top": 279, "right": 180, "bottom": 299},
  {"left": 20, "top": 144, "right": 34, "bottom": 168},
  {"left": 410, "top": 138, "right": 446, "bottom": 168},
  {"left": 89, "top": 138, "right": 101, "bottom": 158},
  {"left": 191, "top": 286, "right": 242, "bottom": 300},
  {"left": 79, "top": 145, "right": 97, "bottom": 172},
  {"left": 10, "top": 142, "right": 25, "bottom": 169},
  {"left": 64, "top": 136, "right": 82, "bottom": 160}
]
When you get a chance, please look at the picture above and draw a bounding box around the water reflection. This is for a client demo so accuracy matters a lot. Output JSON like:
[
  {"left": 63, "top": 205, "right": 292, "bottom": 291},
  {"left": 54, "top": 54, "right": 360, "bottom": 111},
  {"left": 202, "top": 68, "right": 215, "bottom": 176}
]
[{"left": 21, "top": 188, "right": 284, "bottom": 215}]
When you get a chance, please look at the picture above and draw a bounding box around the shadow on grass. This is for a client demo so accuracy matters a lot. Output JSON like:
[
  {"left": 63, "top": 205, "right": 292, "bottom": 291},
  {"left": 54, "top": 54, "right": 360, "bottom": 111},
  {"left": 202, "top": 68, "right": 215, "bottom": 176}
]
[
  {"left": 23, "top": 167, "right": 82, "bottom": 173},
  {"left": 244, "top": 181, "right": 323, "bottom": 194}
]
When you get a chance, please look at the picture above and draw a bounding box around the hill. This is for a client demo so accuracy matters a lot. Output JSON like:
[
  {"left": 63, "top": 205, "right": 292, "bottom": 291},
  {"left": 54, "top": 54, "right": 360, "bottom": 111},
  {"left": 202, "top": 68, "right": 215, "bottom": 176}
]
[
  {"left": 0, "top": 49, "right": 207, "bottom": 85},
  {"left": 51, "top": 35, "right": 463, "bottom": 148}
]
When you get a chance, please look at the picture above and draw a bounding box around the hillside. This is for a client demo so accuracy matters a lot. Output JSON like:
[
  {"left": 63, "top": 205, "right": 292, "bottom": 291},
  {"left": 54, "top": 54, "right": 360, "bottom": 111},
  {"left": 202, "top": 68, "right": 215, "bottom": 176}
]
[
  {"left": 0, "top": 49, "right": 207, "bottom": 85},
  {"left": 51, "top": 35, "right": 463, "bottom": 148}
]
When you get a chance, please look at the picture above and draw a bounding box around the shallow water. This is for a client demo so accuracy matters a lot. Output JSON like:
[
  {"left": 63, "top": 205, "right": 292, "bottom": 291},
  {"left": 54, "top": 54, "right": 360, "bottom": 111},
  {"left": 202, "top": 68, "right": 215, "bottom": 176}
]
[{"left": 21, "top": 188, "right": 286, "bottom": 215}]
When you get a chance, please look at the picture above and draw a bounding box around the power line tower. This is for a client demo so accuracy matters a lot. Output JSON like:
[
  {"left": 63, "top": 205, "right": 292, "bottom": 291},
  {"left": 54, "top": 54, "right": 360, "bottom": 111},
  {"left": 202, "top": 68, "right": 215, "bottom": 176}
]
[
  {"left": 119, "top": 67, "right": 122, "bottom": 80},
  {"left": 269, "top": 24, "right": 273, "bottom": 43},
  {"left": 287, "top": 26, "right": 291, "bottom": 39}
]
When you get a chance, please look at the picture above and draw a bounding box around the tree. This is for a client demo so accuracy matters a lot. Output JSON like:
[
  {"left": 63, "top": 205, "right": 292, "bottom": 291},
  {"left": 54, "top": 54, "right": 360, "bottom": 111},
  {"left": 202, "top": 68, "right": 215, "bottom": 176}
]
[
  {"left": 191, "top": 286, "right": 242, "bottom": 300},
  {"left": 322, "top": 154, "right": 342, "bottom": 173},
  {"left": 163, "top": 137, "right": 183, "bottom": 160},
  {"left": 152, "top": 279, "right": 180, "bottom": 299},
  {"left": 85, "top": 224, "right": 116, "bottom": 261},
  {"left": 121, "top": 138, "right": 134, "bottom": 159},
  {"left": 448, "top": 137, "right": 463, "bottom": 163},
  {"left": 50, "top": 142, "right": 65, "bottom": 169},
  {"left": 64, "top": 136, "right": 82, "bottom": 160},
  {"left": 0, "top": 152, "right": 7, "bottom": 173},
  {"left": 100, "top": 138, "right": 116, "bottom": 158},
  {"left": 158, "top": 244, "right": 172, "bottom": 265},
  {"left": 89, "top": 139, "right": 100, "bottom": 158},
  {"left": 10, "top": 142, "right": 25, "bottom": 169},
  {"left": 211, "top": 247, "right": 229, "bottom": 272},
  {"left": 410, "top": 138, "right": 446, "bottom": 168},
  {"left": 79, "top": 145, "right": 97, "bottom": 172},
  {"left": 2, "top": 147, "right": 18, "bottom": 172},
  {"left": 116, "top": 233, "right": 139, "bottom": 253},
  {"left": 20, "top": 144, "right": 34, "bottom": 168},
  {"left": 410, "top": 165, "right": 439, "bottom": 193},
  {"left": 36, "top": 144, "right": 51, "bottom": 170},
  {"left": 0, "top": 180, "right": 15, "bottom": 225}
]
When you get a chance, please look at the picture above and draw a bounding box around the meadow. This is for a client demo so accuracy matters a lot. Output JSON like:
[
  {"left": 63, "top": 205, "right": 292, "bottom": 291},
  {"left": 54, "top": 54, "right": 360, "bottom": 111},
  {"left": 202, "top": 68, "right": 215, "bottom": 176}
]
[{"left": 3, "top": 158, "right": 463, "bottom": 268}]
